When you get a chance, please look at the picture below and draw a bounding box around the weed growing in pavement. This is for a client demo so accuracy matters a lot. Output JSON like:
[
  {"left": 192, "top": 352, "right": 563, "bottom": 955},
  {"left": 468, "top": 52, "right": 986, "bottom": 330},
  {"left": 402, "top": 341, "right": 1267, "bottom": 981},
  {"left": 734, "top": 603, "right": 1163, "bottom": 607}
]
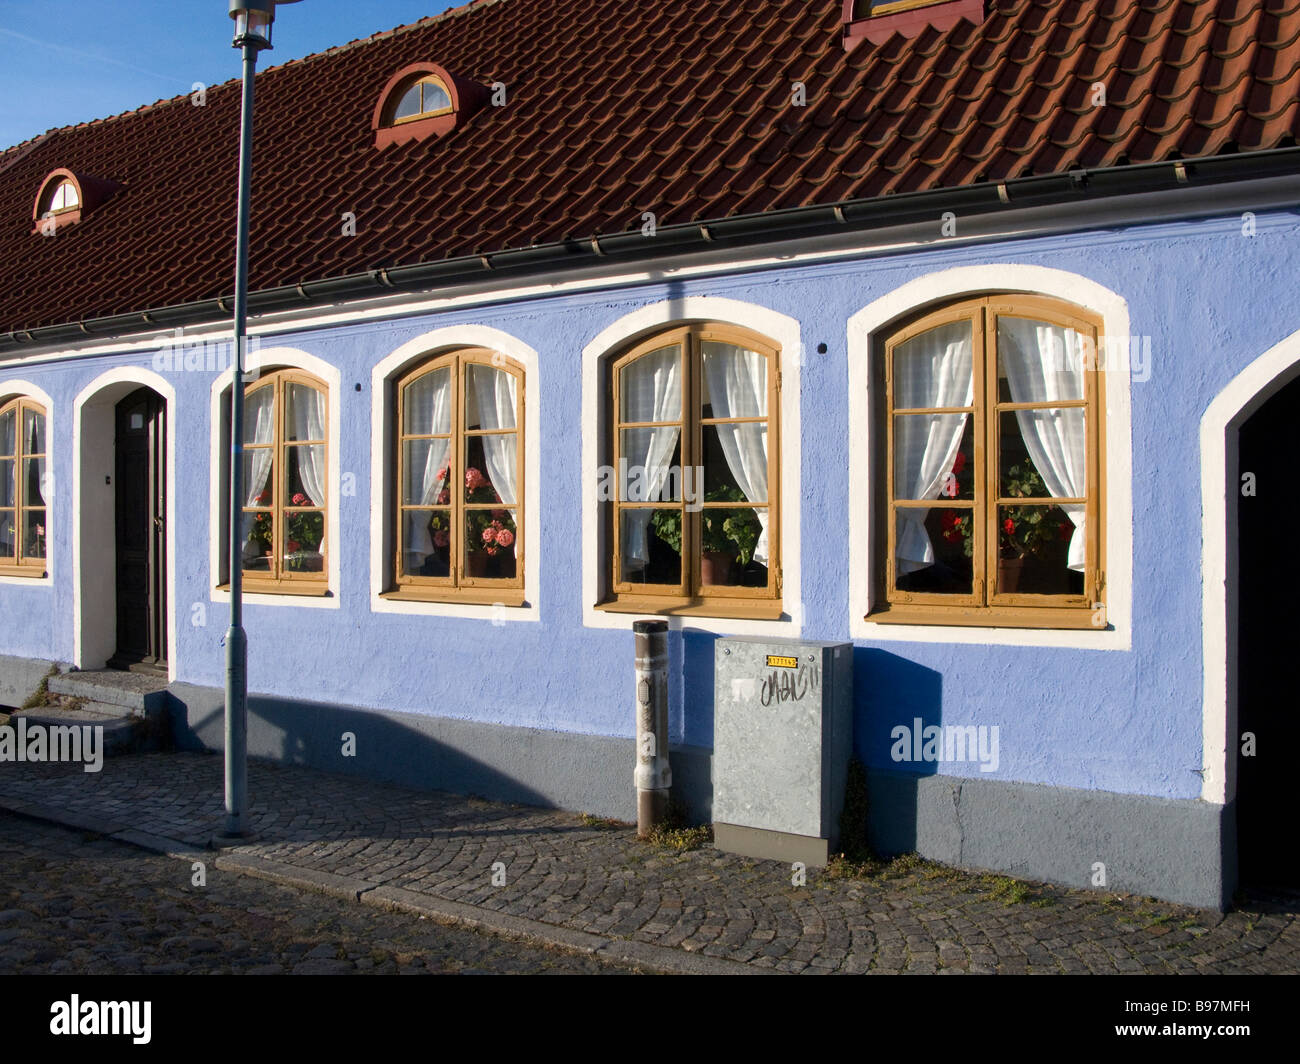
[
  {"left": 579, "top": 813, "right": 629, "bottom": 831},
  {"left": 20, "top": 666, "right": 58, "bottom": 710}
]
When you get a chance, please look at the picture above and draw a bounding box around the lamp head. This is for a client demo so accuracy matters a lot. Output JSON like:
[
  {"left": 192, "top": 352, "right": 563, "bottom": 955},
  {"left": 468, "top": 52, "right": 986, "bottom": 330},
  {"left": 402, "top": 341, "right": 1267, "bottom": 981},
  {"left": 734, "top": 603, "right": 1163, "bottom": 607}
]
[{"left": 229, "top": 0, "right": 303, "bottom": 49}]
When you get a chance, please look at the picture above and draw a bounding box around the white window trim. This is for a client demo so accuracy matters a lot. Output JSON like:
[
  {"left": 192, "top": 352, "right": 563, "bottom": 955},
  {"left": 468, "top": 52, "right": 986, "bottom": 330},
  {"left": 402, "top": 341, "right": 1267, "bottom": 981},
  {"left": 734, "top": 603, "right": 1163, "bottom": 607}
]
[
  {"left": 72, "top": 366, "right": 178, "bottom": 680},
  {"left": 1200, "top": 326, "right": 1300, "bottom": 804},
  {"left": 370, "top": 325, "right": 540, "bottom": 622},
  {"left": 0, "top": 378, "right": 55, "bottom": 587},
  {"left": 208, "top": 346, "right": 342, "bottom": 608},
  {"left": 581, "top": 297, "right": 803, "bottom": 636},
  {"left": 847, "top": 264, "right": 1133, "bottom": 649}
]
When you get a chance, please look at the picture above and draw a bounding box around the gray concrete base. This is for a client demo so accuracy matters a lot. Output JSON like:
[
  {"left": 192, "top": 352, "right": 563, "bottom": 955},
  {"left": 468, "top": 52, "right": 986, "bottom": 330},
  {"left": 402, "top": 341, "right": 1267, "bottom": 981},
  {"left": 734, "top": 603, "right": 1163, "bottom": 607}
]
[
  {"left": 867, "top": 769, "right": 1234, "bottom": 910},
  {"left": 714, "top": 822, "right": 829, "bottom": 868},
  {"left": 0, "top": 654, "right": 66, "bottom": 709},
  {"left": 167, "top": 681, "right": 714, "bottom": 825}
]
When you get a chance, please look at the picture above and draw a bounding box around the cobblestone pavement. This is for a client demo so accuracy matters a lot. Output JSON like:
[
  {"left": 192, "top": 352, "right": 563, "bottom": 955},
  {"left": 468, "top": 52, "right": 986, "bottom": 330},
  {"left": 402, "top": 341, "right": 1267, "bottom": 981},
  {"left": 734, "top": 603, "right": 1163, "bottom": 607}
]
[
  {"left": 2, "top": 753, "right": 1298, "bottom": 974},
  {"left": 0, "top": 814, "right": 631, "bottom": 974}
]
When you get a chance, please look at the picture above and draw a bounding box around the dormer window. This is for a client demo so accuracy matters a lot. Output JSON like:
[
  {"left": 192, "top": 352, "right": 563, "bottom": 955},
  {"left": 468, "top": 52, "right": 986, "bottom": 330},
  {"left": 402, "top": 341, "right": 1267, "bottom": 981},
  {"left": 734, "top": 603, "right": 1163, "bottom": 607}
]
[
  {"left": 843, "top": 0, "right": 986, "bottom": 51},
  {"left": 389, "top": 75, "right": 453, "bottom": 124},
  {"left": 372, "top": 63, "right": 489, "bottom": 149},
  {"left": 46, "top": 181, "right": 80, "bottom": 214},
  {"left": 32, "top": 168, "right": 119, "bottom": 235}
]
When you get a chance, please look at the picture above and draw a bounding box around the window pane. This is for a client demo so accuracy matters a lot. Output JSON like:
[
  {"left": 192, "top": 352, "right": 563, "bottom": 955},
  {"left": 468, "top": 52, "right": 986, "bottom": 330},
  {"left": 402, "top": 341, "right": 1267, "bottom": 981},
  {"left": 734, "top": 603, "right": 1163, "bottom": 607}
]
[
  {"left": 421, "top": 80, "right": 452, "bottom": 113},
  {"left": 996, "top": 504, "right": 1083, "bottom": 594},
  {"left": 999, "top": 410, "right": 1086, "bottom": 500},
  {"left": 284, "top": 512, "right": 324, "bottom": 572},
  {"left": 403, "top": 438, "right": 451, "bottom": 506},
  {"left": 285, "top": 444, "right": 325, "bottom": 507},
  {"left": 620, "top": 508, "right": 681, "bottom": 585},
  {"left": 242, "top": 451, "right": 274, "bottom": 508},
  {"left": 240, "top": 511, "right": 273, "bottom": 570},
  {"left": 893, "top": 413, "right": 969, "bottom": 501},
  {"left": 702, "top": 423, "right": 767, "bottom": 505},
  {"left": 285, "top": 382, "right": 326, "bottom": 441},
  {"left": 403, "top": 367, "right": 451, "bottom": 435},
  {"left": 0, "top": 510, "right": 14, "bottom": 558},
  {"left": 894, "top": 508, "right": 973, "bottom": 595},
  {"left": 893, "top": 320, "right": 973, "bottom": 410},
  {"left": 466, "top": 507, "right": 518, "bottom": 580},
  {"left": 23, "top": 459, "right": 45, "bottom": 505},
  {"left": 22, "top": 409, "right": 44, "bottom": 455},
  {"left": 700, "top": 505, "right": 769, "bottom": 586},
  {"left": 465, "top": 364, "right": 517, "bottom": 430},
  {"left": 997, "top": 317, "right": 1087, "bottom": 403},
  {"left": 0, "top": 409, "right": 13, "bottom": 456},
  {"left": 23, "top": 510, "right": 46, "bottom": 559},
  {"left": 620, "top": 345, "right": 681, "bottom": 423},
  {"left": 243, "top": 386, "right": 274, "bottom": 445},
  {"left": 701, "top": 342, "right": 767, "bottom": 418},
  {"left": 0, "top": 459, "right": 12, "bottom": 508},
  {"left": 618, "top": 428, "right": 681, "bottom": 502},
  {"left": 403, "top": 509, "right": 451, "bottom": 577},
  {"left": 393, "top": 83, "right": 422, "bottom": 120}
]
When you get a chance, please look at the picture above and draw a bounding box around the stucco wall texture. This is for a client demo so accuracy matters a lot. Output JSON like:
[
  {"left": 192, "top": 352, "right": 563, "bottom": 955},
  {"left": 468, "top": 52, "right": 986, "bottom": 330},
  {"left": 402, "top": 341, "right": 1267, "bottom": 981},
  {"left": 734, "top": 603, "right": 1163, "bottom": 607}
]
[{"left": 4, "top": 209, "right": 1296, "bottom": 806}]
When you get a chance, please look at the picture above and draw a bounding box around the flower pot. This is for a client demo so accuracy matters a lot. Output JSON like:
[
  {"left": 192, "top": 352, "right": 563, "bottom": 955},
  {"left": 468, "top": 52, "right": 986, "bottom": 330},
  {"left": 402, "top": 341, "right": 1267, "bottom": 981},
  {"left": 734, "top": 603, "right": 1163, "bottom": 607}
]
[
  {"left": 701, "top": 551, "right": 732, "bottom": 586},
  {"left": 997, "top": 556, "right": 1024, "bottom": 594},
  {"left": 466, "top": 552, "right": 489, "bottom": 578}
]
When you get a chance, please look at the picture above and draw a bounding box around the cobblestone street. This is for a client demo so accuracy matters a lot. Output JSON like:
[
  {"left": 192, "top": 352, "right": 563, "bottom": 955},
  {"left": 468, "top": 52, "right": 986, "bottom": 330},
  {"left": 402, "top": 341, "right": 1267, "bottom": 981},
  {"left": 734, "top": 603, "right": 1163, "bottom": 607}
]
[
  {"left": 0, "top": 814, "right": 632, "bottom": 975},
  {"left": 1, "top": 752, "right": 1298, "bottom": 975}
]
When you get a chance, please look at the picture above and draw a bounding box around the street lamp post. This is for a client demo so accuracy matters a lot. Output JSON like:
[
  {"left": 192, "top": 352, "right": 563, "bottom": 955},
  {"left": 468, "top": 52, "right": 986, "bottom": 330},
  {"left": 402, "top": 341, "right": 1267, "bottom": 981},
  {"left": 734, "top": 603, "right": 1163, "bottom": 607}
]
[{"left": 223, "top": 0, "right": 301, "bottom": 837}]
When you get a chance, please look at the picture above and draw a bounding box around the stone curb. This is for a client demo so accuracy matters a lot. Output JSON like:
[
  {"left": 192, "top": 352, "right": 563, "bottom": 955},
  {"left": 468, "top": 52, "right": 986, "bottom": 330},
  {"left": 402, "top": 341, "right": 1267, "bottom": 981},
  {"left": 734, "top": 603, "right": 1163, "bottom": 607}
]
[{"left": 0, "top": 796, "right": 776, "bottom": 975}]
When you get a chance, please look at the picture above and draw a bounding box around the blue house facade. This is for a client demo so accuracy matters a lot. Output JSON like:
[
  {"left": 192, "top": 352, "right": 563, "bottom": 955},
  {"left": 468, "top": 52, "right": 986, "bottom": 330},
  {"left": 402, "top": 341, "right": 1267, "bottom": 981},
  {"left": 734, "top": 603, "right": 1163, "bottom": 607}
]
[{"left": 2, "top": 0, "right": 1298, "bottom": 908}]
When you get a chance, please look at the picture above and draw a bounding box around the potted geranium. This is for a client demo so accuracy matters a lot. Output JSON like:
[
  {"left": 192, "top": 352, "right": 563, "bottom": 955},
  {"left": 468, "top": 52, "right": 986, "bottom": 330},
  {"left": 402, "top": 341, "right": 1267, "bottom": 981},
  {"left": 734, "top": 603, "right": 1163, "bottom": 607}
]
[
  {"left": 998, "top": 462, "right": 1073, "bottom": 593},
  {"left": 463, "top": 467, "right": 515, "bottom": 577}
]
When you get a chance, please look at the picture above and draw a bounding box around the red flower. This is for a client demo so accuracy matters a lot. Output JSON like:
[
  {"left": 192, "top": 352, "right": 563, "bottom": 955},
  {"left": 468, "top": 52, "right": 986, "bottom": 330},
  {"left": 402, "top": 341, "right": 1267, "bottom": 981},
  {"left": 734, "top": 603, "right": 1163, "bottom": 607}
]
[
  {"left": 1003, "top": 518, "right": 1015, "bottom": 535},
  {"left": 287, "top": 539, "right": 300, "bottom": 553},
  {"left": 291, "top": 492, "right": 308, "bottom": 506},
  {"left": 951, "top": 452, "right": 967, "bottom": 476},
  {"left": 436, "top": 488, "right": 449, "bottom": 505}
]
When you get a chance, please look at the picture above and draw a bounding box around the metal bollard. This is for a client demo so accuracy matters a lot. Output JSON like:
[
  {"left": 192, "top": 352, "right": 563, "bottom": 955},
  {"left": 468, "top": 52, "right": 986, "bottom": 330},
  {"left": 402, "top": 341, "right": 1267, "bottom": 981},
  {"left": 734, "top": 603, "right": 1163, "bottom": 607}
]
[{"left": 633, "top": 619, "right": 671, "bottom": 838}]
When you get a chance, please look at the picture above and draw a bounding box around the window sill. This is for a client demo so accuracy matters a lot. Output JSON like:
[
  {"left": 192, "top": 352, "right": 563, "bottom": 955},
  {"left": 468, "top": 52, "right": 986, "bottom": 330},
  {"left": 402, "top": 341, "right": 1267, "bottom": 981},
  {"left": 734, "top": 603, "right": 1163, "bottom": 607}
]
[
  {"left": 0, "top": 567, "right": 48, "bottom": 579},
  {"left": 216, "top": 583, "right": 332, "bottom": 598},
  {"left": 596, "top": 597, "right": 786, "bottom": 621},
  {"left": 867, "top": 604, "right": 1106, "bottom": 630},
  {"left": 381, "top": 588, "right": 526, "bottom": 607}
]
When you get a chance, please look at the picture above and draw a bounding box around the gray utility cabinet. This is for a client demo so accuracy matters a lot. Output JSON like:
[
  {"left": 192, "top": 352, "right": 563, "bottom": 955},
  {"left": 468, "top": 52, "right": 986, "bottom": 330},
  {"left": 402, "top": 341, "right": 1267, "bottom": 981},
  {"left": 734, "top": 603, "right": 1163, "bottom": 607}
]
[{"left": 712, "top": 637, "right": 854, "bottom": 868}]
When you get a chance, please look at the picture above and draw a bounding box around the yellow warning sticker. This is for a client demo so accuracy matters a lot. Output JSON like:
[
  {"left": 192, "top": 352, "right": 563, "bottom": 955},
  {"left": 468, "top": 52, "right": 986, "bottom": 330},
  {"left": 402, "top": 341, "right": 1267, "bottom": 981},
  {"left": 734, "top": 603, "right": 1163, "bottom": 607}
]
[{"left": 765, "top": 655, "right": 798, "bottom": 669}]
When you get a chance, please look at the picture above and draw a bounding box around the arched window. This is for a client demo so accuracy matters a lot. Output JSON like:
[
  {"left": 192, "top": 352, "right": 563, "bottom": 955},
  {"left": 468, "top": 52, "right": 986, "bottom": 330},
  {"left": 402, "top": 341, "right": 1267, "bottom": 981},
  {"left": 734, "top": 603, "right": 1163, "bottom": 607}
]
[
  {"left": 601, "top": 324, "right": 781, "bottom": 616},
  {"left": 237, "top": 369, "right": 329, "bottom": 590},
  {"left": 387, "top": 74, "right": 453, "bottom": 123},
  {"left": 0, "top": 396, "right": 48, "bottom": 573},
  {"left": 873, "top": 294, "right": 1104, "bottom": 626},
  {"left": 45, "top": 181, "right": 79, "bottom": 213},
  {"left": 392, "top": 350, "right": 523, "bottom": 602}
]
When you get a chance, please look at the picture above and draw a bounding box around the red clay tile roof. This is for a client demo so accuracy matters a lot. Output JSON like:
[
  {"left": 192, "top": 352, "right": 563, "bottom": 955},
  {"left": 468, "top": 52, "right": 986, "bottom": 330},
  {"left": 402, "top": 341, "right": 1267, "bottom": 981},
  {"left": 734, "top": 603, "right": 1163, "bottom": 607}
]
[{"left": 1, "top": 0, "right": 1298, "bottom": 336}]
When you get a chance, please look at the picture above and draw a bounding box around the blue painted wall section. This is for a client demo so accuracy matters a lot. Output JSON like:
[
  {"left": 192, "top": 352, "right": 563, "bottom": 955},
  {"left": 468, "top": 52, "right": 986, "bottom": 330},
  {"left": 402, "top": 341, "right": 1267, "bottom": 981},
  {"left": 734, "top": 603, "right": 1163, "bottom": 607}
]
[{"left": 4, "top": 209, "right": 1296, "bottom": 808}]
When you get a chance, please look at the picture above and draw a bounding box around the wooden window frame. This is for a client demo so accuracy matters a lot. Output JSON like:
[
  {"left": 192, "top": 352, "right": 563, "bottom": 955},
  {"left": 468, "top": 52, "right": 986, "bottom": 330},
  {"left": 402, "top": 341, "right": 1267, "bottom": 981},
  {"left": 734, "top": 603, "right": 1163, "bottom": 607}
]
[
  {"left": 387, "top": 75, "right": 454, "bottom": 126},
  {"left": 870, "top": 295, "right": 1106, "bottom": 630},
  {"left": 0, "top": 397, "right": 48, "bottom": 577},
  {"left": 232, "top": 369, "right": 330, "bottom": 596},
  {"left": 384, "top": 349, "right": 525, "bottom": 607},
  {"left": 597, "top": 323, "right": 783, "bottom": 620}
]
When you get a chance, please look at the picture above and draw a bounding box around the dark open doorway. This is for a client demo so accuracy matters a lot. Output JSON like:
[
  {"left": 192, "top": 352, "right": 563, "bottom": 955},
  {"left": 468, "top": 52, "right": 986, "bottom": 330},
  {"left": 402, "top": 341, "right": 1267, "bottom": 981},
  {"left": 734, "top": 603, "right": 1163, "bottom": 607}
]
[
  {"left": 109, "top": 387, "right": 167, "bottom": 673},
  {"left": 1236, "top": 372, "right": 1300, "bottom": 888}
]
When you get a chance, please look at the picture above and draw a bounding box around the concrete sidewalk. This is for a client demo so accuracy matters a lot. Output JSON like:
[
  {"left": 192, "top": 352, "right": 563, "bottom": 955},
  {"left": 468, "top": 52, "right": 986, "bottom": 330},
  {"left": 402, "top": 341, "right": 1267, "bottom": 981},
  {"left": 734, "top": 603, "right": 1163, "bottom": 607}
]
[{"left": 1, "top": 752, "right": 1296, "bottom": 974}]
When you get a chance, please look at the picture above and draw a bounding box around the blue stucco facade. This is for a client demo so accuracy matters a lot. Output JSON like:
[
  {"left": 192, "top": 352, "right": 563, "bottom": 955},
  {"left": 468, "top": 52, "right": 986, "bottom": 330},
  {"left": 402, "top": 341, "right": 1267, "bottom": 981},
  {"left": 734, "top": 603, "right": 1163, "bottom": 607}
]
[{"left": 3, "top": 206, "right": 1297, "bottom": 904}]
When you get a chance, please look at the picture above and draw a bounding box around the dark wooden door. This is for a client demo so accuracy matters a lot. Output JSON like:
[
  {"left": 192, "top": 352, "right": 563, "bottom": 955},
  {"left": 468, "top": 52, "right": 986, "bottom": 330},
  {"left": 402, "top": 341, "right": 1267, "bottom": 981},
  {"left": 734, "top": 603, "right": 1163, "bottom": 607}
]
[
  {"left": 1237, "top": 373, "right": 1300, "bottom": 888},
  {"left": 112, "top": 388, "right": 167, "bottom": 671}
]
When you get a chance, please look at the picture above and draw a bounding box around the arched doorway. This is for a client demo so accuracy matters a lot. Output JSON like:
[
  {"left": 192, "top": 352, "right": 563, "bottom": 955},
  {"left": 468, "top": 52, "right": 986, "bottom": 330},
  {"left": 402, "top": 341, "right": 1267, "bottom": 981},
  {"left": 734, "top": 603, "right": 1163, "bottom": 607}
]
[{"left": 1236, "top": 374, "right": 1300, "bottom": 888}]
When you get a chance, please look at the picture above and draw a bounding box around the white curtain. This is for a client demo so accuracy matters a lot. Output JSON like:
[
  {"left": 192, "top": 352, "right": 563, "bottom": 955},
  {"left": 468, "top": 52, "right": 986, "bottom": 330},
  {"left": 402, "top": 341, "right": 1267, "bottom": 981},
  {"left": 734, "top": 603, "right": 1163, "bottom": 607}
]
[
  {"left": 621, "top": 346, "right": 681, "bottom": 571},
  {"left": 998, "top": 319, "right": 1088, "bottom": 571},
  {"left": 472, "top": 365, "right": 518, "bottom": 506},
  {"left": 702, "top": 342, "right": 769, "bottom": 564},
  {"left": 406, "top": 371, "right": 451, "bottom": 564},
  {"left": 290, "top": 385, "right": 327, "bottom": 554},
  {"left": 894, "top": 322, "right": 973, "bottom": 574},
  {"left": 244, "top": 386, "right": 274, "bottom": 507}
]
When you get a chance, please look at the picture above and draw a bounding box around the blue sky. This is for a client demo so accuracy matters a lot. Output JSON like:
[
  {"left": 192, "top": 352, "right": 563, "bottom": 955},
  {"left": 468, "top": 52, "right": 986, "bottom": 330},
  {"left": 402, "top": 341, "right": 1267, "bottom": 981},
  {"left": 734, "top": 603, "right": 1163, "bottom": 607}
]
[{"left": 1, "top": 1, "right": 461, "bottom": 149}]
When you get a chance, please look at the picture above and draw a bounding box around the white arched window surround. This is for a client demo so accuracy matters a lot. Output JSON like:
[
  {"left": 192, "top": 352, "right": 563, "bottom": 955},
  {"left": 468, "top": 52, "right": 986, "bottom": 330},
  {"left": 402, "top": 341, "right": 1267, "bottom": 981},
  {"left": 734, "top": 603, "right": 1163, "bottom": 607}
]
[
  {"left": 582, "top": 297, "right": 803, "bottom": 636},
  {"left": 1201, "top": 326, "right": 1300, "bottom": 804},
  {"left": 208, "top": 347, "right": 342, "bottom": 609},
  {"left": 848, "top": 265, "right": 1133, "bottom": 649},
  {"left": 0, "top": 379, "right": 55, "bottom": 586},
  {"left": 371, "top": 325, "right": 540, "bottom": 622}
]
